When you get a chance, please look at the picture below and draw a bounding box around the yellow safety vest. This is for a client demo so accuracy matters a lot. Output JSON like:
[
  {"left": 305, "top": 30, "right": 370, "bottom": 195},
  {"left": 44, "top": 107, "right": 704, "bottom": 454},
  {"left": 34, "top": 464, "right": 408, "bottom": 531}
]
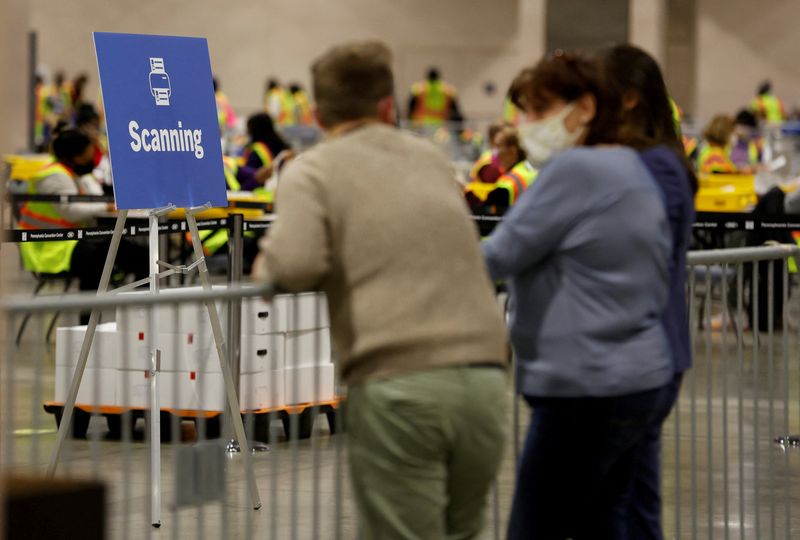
[
  {"left": 491, "top": 161, "right": 538, "bottom": 206},
  {"left": 223, "top": 156, "right": 240, "bottom": 191},
  {"left": 18, "top": 162, "right": 86, "bottom": 273},
  {"left": 683, "top": 135, "right": 698, "bottom": 158},
  {"left": 750, "top": 94, "right": 785, "bottom": 123},
  {"left": 747, "top": 139, "right": 762, "bottom": 166},
  {"left": 244, "top": 142, "right": 273, "bottom": 170},
  {"left": 470, "top": 150, "right": 495, "bottom": 183},
  {"left": 503, "top": 98, "right": 521, "bottom": 125},
  {"left": 293, "top": 90, "right": 315, "bottom": 125},
  {"left": 197, "top": 157, "right": 240, "bottom": 255},
  {"left": 215, "top": 91, "right": 236, "bottom": 131},
  {"left": 34, "top": 84, "right": 54, "bottom": 145},
  {"left": 670, "top": 98, "right": 683, "bottom": 136},
  {"left": 410, "top": 81, "right": 454, "bottom": 126},
  {"left": 265, "top": 88, "right": 296, "bottom": 126},
  {"left": 697, "top": 145, "right": 736, "bottom": 174}
]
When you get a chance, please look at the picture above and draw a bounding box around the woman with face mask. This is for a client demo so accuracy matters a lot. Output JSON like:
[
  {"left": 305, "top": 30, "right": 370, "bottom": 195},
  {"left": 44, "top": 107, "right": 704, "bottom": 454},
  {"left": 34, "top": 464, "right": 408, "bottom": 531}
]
[{"left": 481, "top": 51, "right": 674, "bottom": 539}]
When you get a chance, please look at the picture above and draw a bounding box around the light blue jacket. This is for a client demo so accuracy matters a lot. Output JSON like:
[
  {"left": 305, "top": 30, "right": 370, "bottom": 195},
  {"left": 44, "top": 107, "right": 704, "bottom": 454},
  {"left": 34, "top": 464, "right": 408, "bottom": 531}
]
[{"left": 482, "top": 147, "right": 673, "bottom": 397}]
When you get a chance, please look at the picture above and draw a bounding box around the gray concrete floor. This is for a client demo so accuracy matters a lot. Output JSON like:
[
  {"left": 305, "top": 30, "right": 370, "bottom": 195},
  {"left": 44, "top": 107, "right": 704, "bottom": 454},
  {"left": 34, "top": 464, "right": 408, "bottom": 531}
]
[{"left": 3, "top": 246, "right": 800, "bottom": 539}]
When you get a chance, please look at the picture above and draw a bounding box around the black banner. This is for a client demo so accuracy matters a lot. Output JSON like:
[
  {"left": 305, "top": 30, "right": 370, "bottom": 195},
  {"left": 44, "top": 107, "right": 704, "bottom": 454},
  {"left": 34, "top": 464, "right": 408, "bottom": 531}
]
[
  {"left": 7, "top": 193, "right": 269, "bottom": 209},
  {"left": 3, "top": 217, "right": 276, "bottom": 243},
  {"left": 5, "top": 211, "right": 798, "bottom": 243},
  {"left": 7, "top": 193, "right": 113, "bottom": 203},
  {"left": 692, "top": 212, "right": 800, "bottom": 231}
]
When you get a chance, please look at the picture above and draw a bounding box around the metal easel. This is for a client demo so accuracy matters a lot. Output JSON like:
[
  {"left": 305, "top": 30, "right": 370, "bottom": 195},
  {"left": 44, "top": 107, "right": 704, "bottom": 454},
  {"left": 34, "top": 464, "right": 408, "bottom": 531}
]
[{"left": 45, "top": 205, "right": 262, "bottom": 528}]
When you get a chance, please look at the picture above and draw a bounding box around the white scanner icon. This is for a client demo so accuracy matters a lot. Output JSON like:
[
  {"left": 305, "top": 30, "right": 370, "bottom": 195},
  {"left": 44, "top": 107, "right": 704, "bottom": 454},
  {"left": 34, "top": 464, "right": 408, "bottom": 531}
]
[{"left": 148, "top": 57, "right": 171, "bottom": 106}]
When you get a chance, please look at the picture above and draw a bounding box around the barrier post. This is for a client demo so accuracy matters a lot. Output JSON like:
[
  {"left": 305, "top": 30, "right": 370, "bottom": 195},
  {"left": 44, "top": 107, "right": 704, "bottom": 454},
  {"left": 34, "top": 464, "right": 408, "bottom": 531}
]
[
  {"left": 225, "top": 213, "right": 243, "bottom": 453},
  {"left": 147, "top": 210, "right": 162, "bottom": 528}
]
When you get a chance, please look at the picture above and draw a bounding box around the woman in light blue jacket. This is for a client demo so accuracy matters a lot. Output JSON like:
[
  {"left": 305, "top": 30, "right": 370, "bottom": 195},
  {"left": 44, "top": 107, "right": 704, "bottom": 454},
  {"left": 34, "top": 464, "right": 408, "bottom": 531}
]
[{"left": 483, "top": 52, "right": 674, "bottom": 540}]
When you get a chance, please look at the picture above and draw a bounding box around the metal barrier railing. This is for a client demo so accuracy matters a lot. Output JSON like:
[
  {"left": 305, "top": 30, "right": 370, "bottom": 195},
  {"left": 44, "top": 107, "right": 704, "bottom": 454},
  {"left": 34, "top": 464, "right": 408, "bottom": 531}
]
[
  {"left": 670, "top": 244, "right": 799, "bottom": 539},
  {"left": 2, "top": 244, "right": 799, "bottom": 538},
  {"left": 1, "top": 284, "right": 347, "bottom": 539}
]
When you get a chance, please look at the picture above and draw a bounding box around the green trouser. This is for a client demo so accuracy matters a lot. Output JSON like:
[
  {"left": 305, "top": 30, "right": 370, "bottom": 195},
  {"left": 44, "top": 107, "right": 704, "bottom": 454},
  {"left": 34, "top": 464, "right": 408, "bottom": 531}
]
[{"left": 346, "top": 365, "right": 508, "bottom": 540}]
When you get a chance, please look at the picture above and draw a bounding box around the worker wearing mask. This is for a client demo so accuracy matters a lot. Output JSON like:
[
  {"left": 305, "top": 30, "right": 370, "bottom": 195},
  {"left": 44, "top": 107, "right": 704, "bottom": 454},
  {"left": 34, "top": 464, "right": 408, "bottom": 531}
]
[
  {"left": 238, "top": 112, "right": 292, "bottom": 191},
  {"left": 730, "top": 109, "right": 764, "bottom": 169},
  {"left": 18, "top": 129, "right": 148, "bottom": 323}
]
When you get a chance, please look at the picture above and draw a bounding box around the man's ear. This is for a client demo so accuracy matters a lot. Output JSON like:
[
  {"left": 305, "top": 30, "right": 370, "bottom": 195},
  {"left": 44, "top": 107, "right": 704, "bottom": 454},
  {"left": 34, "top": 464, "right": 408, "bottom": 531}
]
[
  {"left": 313, "top": 105, "right": 326, "bottom": 130},
  {"left": 377, "top": 95, "right": 397, "bottom": 125}
]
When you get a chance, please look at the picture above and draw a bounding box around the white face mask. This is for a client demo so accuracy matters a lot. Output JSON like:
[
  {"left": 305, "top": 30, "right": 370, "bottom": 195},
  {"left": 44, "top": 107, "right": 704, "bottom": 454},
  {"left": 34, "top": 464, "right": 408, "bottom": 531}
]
[{"left": 518, "top": 103, "right": 583, "bottom": 167}]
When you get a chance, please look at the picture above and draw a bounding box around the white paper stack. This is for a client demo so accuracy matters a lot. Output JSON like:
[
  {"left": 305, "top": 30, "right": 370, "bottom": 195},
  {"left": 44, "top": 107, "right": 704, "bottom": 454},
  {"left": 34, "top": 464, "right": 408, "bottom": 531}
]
[
  {"left": 53, "top": 290, "right": 336, "bottom": 412},
  {"left": 54, "top": 322, "right": 118, "bottom": 406},
  {"left": 279, "top": 293, "right": 336, "bottom": 405}
]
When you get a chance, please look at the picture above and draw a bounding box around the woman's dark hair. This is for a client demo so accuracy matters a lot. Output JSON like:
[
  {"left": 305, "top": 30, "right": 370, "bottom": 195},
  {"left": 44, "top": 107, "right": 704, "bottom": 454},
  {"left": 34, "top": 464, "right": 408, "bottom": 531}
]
[
  {"left": 246, "top": 112, "right": 289, "bottom": 155},
  {"left": 735, "top": 109, "right": 757, "bottom": 128},
  {"left": 51, "top": 129, "right": 91, "bottom": 162},
  {"left": 599, "top": 44, "right": 698, "bottom": 193},
  {"left": 508, "top": 50, "right": 621, "bottom": 147},
  {"left": 75, "top": 103, "right": 100, "bottom": 127}
]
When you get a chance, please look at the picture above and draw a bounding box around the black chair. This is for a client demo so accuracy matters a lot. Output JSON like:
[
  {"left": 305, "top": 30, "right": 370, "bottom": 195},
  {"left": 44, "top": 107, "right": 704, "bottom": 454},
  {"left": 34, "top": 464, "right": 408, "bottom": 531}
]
[
  {"left": 7, "top": 177, "right": 82, "bottom": 344},
  {"left": 15, "top": 271, "right": 75, "bottom": 345},
  {"left": 743, "top": 187, "right": 794, "bottom": 331}
]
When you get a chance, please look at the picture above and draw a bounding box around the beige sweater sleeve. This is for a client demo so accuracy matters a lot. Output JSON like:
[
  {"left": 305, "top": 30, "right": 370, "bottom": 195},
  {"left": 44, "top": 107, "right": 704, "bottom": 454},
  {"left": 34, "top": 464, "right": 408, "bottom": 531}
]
[{"left": 255, "top": 157, "right": 331, "bottom": 292}]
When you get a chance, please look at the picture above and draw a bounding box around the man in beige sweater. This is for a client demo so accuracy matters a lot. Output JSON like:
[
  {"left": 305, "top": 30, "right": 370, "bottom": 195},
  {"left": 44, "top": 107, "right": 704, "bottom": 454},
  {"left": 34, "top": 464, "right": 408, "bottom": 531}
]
[{"left": 254, "top": 40, "right": 508, "bottom": 540}]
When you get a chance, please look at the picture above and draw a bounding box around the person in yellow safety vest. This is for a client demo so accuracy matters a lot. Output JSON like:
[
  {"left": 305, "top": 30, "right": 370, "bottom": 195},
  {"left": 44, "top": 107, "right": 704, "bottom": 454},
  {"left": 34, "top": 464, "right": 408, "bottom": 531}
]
[
  {"left": 683, "top": 135, "right": 698, "bottom": 159},
  {"left": 238, "top": 112, "right": 292, "bottom": 191},
  {"left": 483, "top": 126, "right": 538, "bottom": 211},
  {"left": 264, "top": 78, "right": 296, "bottom": 127},
  {"left": 289, "top": 83, "right": 315, "bottom": 126},
  {"left": 696, "top": 115, "right": 739, "bottom": 174},
  {"left": 730, "top": 109, "right": 764, "bottom": 169},
  {"left": 18, "top": 129, "right": 149, "bottom": 323},
  {"left": 192, "top": 155, "right": 264, "bottom": 273},
  {"left": 487, "top": 159, "right": 537, "bottom": 210},
  {"left": 194, "top": 156, "right": 242, "bottom": 257},
  {"left": 503, "top": 97, "right": 521, "bottom": 126},
  {"left": 33, "top": 75, "right": 56, "bottom": 150},
  {"left": 69, "top": 73, "right": 90, "bottom": 114},
  {"left": 213, "top": 77, "right": 238, "bottom": 132},
  {"left": 669, "top": 98, "right": 683, "bottom": 135},
  {"left": 408, "top": 68, "right": 463, "bottom": 127},
  {"left": 667, "top": 97, "right": 698, "bottom": 158},
  {"left": 750, "top": 80, "right": 786, "bottom": 124},
  {"left": 222, "top": 155, "right": 241, "bottom": 191},
  {"left": 47, "top": 71, "right": 73, "bottom": 121},
  {"left": 469, "top": 122, "right": 509, "bottom": 184}
]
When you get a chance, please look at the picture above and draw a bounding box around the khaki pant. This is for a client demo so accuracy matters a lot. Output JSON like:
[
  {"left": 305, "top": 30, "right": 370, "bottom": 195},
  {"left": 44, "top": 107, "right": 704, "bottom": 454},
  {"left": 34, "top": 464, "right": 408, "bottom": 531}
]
[{"left": 346, "top": 365, "right": 508, "bottom": 540}]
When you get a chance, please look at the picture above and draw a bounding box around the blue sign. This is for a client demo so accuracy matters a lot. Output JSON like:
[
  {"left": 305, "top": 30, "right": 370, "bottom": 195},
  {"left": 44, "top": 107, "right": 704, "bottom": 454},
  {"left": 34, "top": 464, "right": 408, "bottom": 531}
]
[{"left": 93, "top": 32, "right": 227, "bottom": 210}]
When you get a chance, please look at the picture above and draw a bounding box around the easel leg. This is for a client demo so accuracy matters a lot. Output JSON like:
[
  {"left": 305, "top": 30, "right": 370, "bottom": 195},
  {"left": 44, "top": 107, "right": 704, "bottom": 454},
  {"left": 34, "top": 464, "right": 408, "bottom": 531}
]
[
  {"left": 185, "top": 213, "right": 262, "bottom": 510},
  {"left": 148, "top": 213, "right": 162, "bottom": 528},
  {"left": 46, "top": 211, "right": 129, "bottom": 477}
]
